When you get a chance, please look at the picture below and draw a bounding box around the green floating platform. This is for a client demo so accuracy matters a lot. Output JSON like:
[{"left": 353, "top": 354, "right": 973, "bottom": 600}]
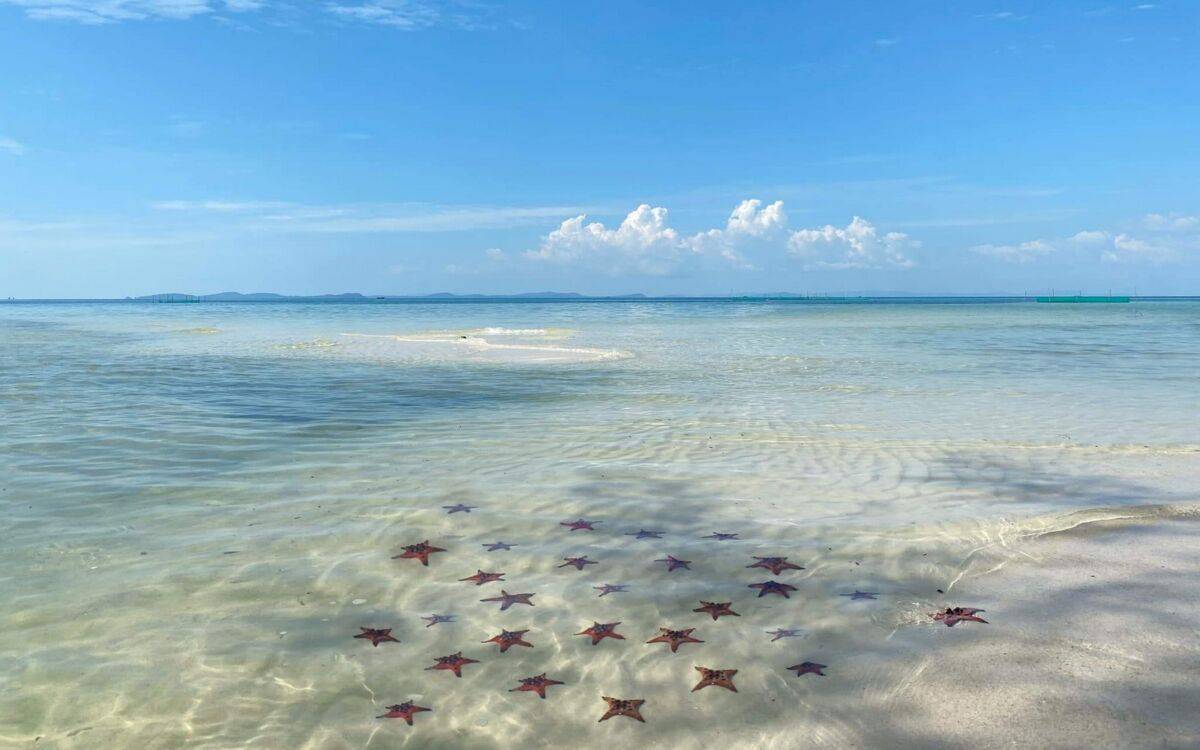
[{"left": 1035, "top": 296, "right": 1130, "bottom": 303}]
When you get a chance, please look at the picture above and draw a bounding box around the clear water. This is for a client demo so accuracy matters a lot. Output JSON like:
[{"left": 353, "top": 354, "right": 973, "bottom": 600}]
[{"left": 2, "top": 301, "right": 1197, "bottom": 748}]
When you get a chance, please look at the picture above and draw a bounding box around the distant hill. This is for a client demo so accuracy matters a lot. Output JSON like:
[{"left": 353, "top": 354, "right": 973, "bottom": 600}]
[{"left": 134, "top": 291, "right": 649, "bottom": 301}]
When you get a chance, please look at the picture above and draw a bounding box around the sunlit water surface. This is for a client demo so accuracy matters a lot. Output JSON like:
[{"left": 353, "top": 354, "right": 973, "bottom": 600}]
[{"left": 2, "top": 300, "right": 1197, "bottom": 748}]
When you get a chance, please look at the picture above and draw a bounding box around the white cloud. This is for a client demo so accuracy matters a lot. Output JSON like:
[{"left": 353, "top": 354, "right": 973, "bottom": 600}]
[
  {"left": 787, "top": 216, "right": 918, "bottom": 269},
  {"left": 1069, "top": 229, "right": 1109, "bottom": 245},
  {"left": 687, "top": 199, "right": 786, "bottom": 269},
  {"left": 1143, "top": 213, "right": 1199, "bottom": 231},
  {"left": 324, "top": 1, "right": 439, "bottom": 29},
  {"left": 970, "top": 239, "right": 1056, "bottom": 263},
  {"left": 0, "top": 0, "right": 250, "bottom": 23},
  {"left": 153, "top": 199, "right": 292, "bottom": 212},
  {"left": 0, "top": 136, "right": 26, "bottom": 155},
  {"left": 973, "top": 215, "right": 1199, "bottom": 266},
  {"left": 1102, "top": 233, "right": 1176, "bottom": 264},
  {"left": 525, "top": 204, "right": 684, "bottom": 275}
]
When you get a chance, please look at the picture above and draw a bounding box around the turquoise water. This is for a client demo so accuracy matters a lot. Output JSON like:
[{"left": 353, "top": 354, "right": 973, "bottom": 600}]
[{"left": 2, "top": 301, "right": 1197, "bottom": 748}]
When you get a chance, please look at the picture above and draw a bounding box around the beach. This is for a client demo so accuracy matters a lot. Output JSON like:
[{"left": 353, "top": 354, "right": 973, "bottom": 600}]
[{"left": 1, "top": 300, "right": 1197, "bottom": 749}]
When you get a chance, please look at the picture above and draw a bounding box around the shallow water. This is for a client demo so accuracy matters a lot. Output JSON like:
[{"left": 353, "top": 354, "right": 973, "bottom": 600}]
[{"left": 1, "top": 300, "right": 1197, "bottom": 748}]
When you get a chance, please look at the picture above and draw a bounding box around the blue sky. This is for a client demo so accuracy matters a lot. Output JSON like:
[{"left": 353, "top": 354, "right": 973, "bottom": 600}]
[{"left": 1, "top": 1, "right": 1198, "bottom": 297}]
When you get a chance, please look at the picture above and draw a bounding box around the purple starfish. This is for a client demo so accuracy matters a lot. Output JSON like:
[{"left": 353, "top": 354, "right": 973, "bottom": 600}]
[
  {"left": 482, "top": 541, "right": 515, "bottom": 552},
  {"left": 594, "top": 583, "right": 628, "bottom": 597},
  {"left": 840, "top": 591, "right": 879, "bottom": 600},
  {"left": 788, "top": 661, "right": 827, "bottom": 677},
  {"left": 655, "top": 555, "right": 692, "bottom": 572},
  {"left": 625, "top": 529, "right": 664, "bottom": 540},
  {"left": 749, "top": 580, "right": 797, "bottom": 598},
  {"left": 443, "top": 503, "right": 475, "bottom": 514},
  {"left": 701, "top": 532, "right": 738, "bottom": 541},
  {"left": 558, "top": 556, "right": 597, "bottom": 571},
  {"left": 561, "top": 518, "right": 598, "bottom": 531},
  {"left": 766, "top": 627, "right": 803, "bottom": 642},
  {"left": 421, "top": 614, "right": 455, "bottom": 627},
  {"left": 480, "top": 590, "right": 536, "bottom": 611}
]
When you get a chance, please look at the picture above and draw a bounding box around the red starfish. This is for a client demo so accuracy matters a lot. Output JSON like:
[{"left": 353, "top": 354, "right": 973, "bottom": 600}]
[
  {"left": 354, "top": 627, "right": 399, "bottom": 647},
  {"left": 787, "top": 661, "right": 826, "bottom": 677},
  {"left": 932, "top": 607, "right": 988, "bottom": 627},
  {"left": 459, "top": 569, "right": 505, "bottom": 586},
  {"left": 646, "top": 627, "right": 703, "bottom": 653},
  {"left": 576, "top": 621, "right": 625, "bottom": 645},
  {"left": 480, "top": 590, "right": 535, "bottom": 611},
  {"left": 377, "top": 701, "right": 430, "bottom": 725},
  {"left": 747, "top": 556, "right": 804, "bottom": 575},
  {"left": 391, "top": 540, "right": 445, "bottom": 566},
  {"left": 425, "top": 651, "right": 479, "bottom": 678},
  {"left": 558, "top": 556, "right": 597, "bottom": 570},
  {"left": 749, "top": 580, "right": 797, "bottom": 598},
  {"left": 655, "top": 555, "right": 691, "bottom": 572},
  {"left": 561, "top": 518, "right": 598, "bottom": 531},
  {"left": 510, "top": 673, "right": 565, "bottom": 699},
  {"left": 692, "top": 666, "right": 738, "bottom": 692},
  {"left": 483, "top": 628, "right": 533, "bottom": 653},
  {"left": 598, "top": 697, "right": 645, "bottom": 723},
  {"left": 693, "top": 601, "right": 740, "bottom": 620}
]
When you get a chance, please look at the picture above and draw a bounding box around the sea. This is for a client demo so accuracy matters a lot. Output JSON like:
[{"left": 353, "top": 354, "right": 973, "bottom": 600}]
[{"left": 2, "top": 299, "right": 1197, "bottom": 748}]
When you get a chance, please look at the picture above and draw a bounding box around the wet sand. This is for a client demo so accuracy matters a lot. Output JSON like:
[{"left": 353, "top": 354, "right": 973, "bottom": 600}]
[{"left": 846, "top": 512, "right": 1200, "bottom": 750}]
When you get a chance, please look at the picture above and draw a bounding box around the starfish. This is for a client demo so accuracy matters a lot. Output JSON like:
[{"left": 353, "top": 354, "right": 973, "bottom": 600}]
[
  {"left": 840, "top": 590, "right": 879, "bottom": 600},
  {"left": 510, "top": 673, "right": 564, "bottom": 699},
  {"left": 598, "top": 697, "right": 645, "bottom": 723},
  {"left": 482, "top": 541, "right": 515, "bottom": 552},
  {"left": 377, "top": 701, "right": 430, "bottom": 725},
  {"left": 646, "top": 627, "right": 704, "bottom": 653},
  {"left": 392, "top": 540, "right": 446, "bottom": 567},
  {"left": 625, "top": 529, "right": 664, "bottom": 540},
  {"left": 692, "top": 666, "right": 738, "bottom": 692},
  {"left": 787, "top": 661, "right": 827, "bottom": 677},
  {"left": 480, "top": 590, "right": 535, "bottom": 611},
  {"left": 932, "top": 607, "right": 988, "bottom": 627},
  {"left": 558, "top": 556, "right": 597, "bottom": 571},
  {"left": 654, "top": 555, "right": 691, "bottom": 572},
  {"left": 443, "top": 503, "right": 475, "bottom": 514},
  {"left": 422, "top": 614, "right": 455, "bottom": 627},
  {"left": 483, "top": 628, "right": 533, "bottom": 653},
  {"left": 425, "top": 652, "right": 480, "bottom": 678},
  {"left": 593, "top": 583, "right": 628, "bottom": 597},
  {"left": 701, "top": 532, "right": 738, "bottom": 541},
  {"left": 354, "top": 627, "right": 399, "bottom": 646},
  {"left": 749, "top": 580, "right": 797, "bottom": 598},
  {"left": 576, "top": 621, "right": 625, "bottom": 645},
  {"left": 693, "top": 601, "right": 740, "bottom": 620},
  {"left": 459, "top": 569, "right": 505, "bottom": 586},
  {"left": 766, "top": 627, "right": 803, "bottom": 641},
  {"left": 747, "top": 556, "right": 804, "bottom": 575},
  {"left": 561, "top": 518, "right": 598, "bottom": 531}
]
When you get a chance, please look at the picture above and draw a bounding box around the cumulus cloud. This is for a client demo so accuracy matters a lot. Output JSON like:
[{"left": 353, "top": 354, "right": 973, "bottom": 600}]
[
  {"left": 787, "top": 216, "right": 918, "bottom": 269},
  {"left": 970, "top": 239, "right": 1056, "bottom": 263},
  {"left": 687, "top": 199, "right": 786, "bottom": 269},
  {"left": 526, "top": 202, "right": 918, "bottom": 275},
  {"left": 525, "top": 204, "right": 684, "bottom": 275}
]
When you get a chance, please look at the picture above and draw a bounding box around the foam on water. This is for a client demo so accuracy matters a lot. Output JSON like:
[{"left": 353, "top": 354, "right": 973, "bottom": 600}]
[{"left": 0, "top": 300, "right": 1197, "bottom": 748}]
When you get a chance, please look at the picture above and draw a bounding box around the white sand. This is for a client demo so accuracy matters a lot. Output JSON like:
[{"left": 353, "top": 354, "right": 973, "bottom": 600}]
[{"left": 857, "top": 514, "right": 1200, "bottom": 749}]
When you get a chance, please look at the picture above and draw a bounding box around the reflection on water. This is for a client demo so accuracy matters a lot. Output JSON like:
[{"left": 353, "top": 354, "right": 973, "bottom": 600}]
[{"left": 1, "top": 301, "right": 1197, "bottom": 748}]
